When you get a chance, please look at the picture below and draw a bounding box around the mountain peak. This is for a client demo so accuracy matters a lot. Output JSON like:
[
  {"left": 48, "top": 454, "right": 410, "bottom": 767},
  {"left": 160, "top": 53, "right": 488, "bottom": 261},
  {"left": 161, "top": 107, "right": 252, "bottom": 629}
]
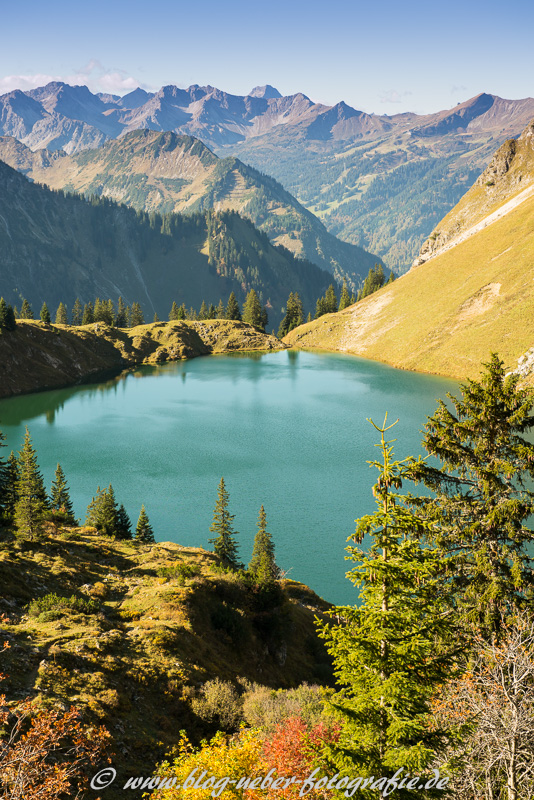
[{"left": 248, "top": 85, "right": 282, "bottom": 99}]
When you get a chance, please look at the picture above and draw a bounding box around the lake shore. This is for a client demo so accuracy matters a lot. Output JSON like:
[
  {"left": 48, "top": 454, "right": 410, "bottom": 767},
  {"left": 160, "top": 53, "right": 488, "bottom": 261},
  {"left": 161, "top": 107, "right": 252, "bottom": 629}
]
[{"left": 0, "top": 319, "right": 284, "bottom": 399}]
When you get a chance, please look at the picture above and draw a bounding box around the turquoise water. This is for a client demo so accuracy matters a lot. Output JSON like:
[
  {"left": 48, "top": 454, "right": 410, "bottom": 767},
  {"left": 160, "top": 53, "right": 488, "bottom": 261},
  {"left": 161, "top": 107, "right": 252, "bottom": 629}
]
[{"left": 0, "top": 351, "right": 456, "bottom": 605}]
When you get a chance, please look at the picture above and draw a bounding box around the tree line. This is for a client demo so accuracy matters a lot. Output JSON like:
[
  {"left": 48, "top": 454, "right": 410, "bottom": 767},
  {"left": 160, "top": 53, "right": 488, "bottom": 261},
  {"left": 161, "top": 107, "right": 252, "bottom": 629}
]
[
  {"left": 1, "top": 290, "right": 269, "bottom": 332},
  {"left": 0, "top": 432, "right": 278, "bottom": 588},
  {"left": 0, "top": 428, "right": 154, "bottom": 544}
]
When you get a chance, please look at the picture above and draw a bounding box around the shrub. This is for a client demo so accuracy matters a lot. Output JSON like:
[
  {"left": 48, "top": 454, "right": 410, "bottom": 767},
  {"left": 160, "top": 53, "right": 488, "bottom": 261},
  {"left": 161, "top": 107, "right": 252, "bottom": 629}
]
[
  {"left": 210, "top": 603, "right": 246, "bottom": 644},
  {"left": 157, "top": 563, "right": 201, "bottom": 584},
  {"left": 28, "top": 593, "right": 99, "bottom": 620},
  {"left": 191, "top": 678, "right": 243, "bottom": 731}
]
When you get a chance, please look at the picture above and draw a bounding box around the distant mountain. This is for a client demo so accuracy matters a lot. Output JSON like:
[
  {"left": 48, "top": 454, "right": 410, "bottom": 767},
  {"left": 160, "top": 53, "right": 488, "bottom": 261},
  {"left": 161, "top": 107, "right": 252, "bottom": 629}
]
[
  {"left": 0, "top": 130, "right": 380, "bottom": 288},
  {"left": 2, "top": 81, "right": 534, "bottom": 271},
  {"left": 283, "top": 117, "right": 534, "bottom": 381},
  {"left": 0, "top": 159, "right": 334, "bottom": 325}
]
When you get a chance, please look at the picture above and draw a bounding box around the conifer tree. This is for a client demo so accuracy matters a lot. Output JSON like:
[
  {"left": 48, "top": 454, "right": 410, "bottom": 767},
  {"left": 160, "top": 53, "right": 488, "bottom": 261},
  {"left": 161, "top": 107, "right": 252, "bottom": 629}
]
[
  {"left": 13, "top": 305, "right": 19, "bottom": 319},
  {"left": 71, "top": 298, "right": 83, "bottom": 326},
  {"left": 81, "top": 302, "right": 94, "bottom": 325},
  {"left": 177, "top": 303, "right": 186, "bottom": 320},
  {"left": 357, "top": 263, "right": 386, "bottom": 302},
  {"left": 130, "top": 302, "right": 144, "bottom": 327},
  {"left": 314, "top": 295, "right": 327, "bottom": 319},
  {"left": 242, "top": 289, "right": 264, "bottom": 329},
  {"left": 216, "top": 299, "right": 225, "bottom": 318},
  {"left": 318, "top": 417, "right": 457, "bottom": 792},
  {"left": 169, "top": 301, "right": 179, "bottom": 321},
  {"left": 85, "top": 485, "right": 118, "bottom": 536},
  {"left": 54, "top": 302, "right": 68, "bottom": 325},
  {"left": 14, "top": 428, "right": 49, "bottom": 539},
  {"left": 208, "top": 303, "right": 217, "bottom": 319},
  {"left": 248, "top": 505, "right": 278, "bottom": 585},
  {"left": 116, "top": 297, "right": 128, "bottom": 327},
  {"left": 153, "top": 312, "right": 159, "bottom": 323},
  {"left": 50, "top": 463, "right": 76, "bottom": 524},
  {"left": 278, "top": 292, "right": 303, "bottom": 337},
  {"left": 324, "top": 284, "right": 338, "bottom": 313},
  {"left": 39, "top": 302, "right": 51, "bottom": 324},
  {"left": 4, "top": 304, "right": 16, "bottom": 331},
  {"left": 3, "top": 451, "right": 19, "bottom": 519},
  {"left": 115, "top": 504, "right": 132, "bottom": 540},
  {"left": 20, "top": 299, "right": 33, "bottom": 319},
  {"left": 339, "top": 280, "right": 352, "bottom": 310},
  {"left": 226, "top": 292, "right": 242, "bottom": 321},
  {"left": 306, "top": 312, "right": 312, "bottom": 323},
  {"left": 134, "top": 504, "right": 155, "bottom": 544},
  {"left": 209, "top": 477, "right": 240, "bottom": 568},
  {"left": 0, "top": 297, "right": 8, "bottom": 329},
  {"left": 106, "top": 299, "right": 115, "bottom": 326},
  {"left": 198, "top": 300, "right": 208, "bottom": 320},
  {"left": 93, "top": 298, "right": 104, "bottom": 323},
  {"left": 410, "top": 354, "right": 534, "bottom": 635}
]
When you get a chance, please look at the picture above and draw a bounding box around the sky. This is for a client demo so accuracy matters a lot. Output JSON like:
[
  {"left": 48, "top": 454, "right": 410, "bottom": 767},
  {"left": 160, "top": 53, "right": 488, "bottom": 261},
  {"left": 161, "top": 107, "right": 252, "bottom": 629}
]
[{"left": 1, "top": 0, "right": 533, "bottom": 115}]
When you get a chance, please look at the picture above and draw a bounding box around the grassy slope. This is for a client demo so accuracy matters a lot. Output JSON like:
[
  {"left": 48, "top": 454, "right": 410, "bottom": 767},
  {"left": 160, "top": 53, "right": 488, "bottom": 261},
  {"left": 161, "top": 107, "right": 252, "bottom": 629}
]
[
  {"left": 0, "top": 319, "right": 284, "bottom": 399},
  {"left": 0, "top": 528, "right": 332, "bottom": 796},
  {"left": 284, "top": 190, "right": 534, "bottom": 381}
]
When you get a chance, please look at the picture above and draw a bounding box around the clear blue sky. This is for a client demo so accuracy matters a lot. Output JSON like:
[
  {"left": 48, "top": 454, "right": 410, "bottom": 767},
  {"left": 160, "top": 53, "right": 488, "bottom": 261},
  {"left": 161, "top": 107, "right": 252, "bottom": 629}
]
[{"left": 1, "top": 0, "right": 533, "bottom": 114}]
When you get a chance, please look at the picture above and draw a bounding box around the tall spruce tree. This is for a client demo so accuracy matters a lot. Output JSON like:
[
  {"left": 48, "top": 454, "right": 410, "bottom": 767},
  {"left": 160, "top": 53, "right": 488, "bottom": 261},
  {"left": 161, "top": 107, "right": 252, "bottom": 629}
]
[
  {"left": 278, "top": 292, "right": 303, "bottom": 337},
  {"left": 54, "top": 302, "right": 68, "bottom": 325},
  {"left": 134, "top": 504, "right": 155, "bottom": 544},
  {"left": 20, "top": 299, "right": 33, "bottom": 319},
  {"left": 242, "top": 289, "right": 264, "bottom": 329},
  {"left": 0, "top": 298, "right": 8, "bottom": 330},
  {"left": 248, "top": 505, "right": 278, "bottom": 585},
  {"left": 3, "top": 451, "right": 19, "bottom": 520},
  {"left": 317, "top": 417, "right": 457, "bottom": 794},
  {"left": 226, "top": 292, "right": 242, "bottom": 322},
  {"left": 216, "top": 299, "right": 225, "bottom": 318},
  {"left": 130, "top": 302, "right": 144, "bottom": 327},
  {"left": 116, "top": 297, "right": 128, "bottom": 327},
  {"left": 71, "top": 298, "right": 83, "bottom": 326},
  {"left": 115, "top": 504, "right": 132, "bottom": 540},
  {"left": 82, "top": 302, "right": 94, "bottom": 325},
  {"left": 39, "top": 302, "right": 51, "bottom": 324},
  {"left": 50, "top": 463, "right": 76, "bottom": 524},
  {"left": 209, "top": 477, "right": 240, "bottom": 568},
  {"left": 14, "top": 428, "right": 49, "bottom": 539},
  {"left": 169, "top": 301, "right": 180, "bottom": 321},
  {"left": 85, "top": 485, "right": 118, "bottom": 536},
  {"left": 410, "top": 353, "right": 534, "bottom": 635},
  {"left": 339, "top": 280, "right": 352, "bottom": 310},
  {"left": 198, "top": 301, "right": 208, "bottom": 320}
]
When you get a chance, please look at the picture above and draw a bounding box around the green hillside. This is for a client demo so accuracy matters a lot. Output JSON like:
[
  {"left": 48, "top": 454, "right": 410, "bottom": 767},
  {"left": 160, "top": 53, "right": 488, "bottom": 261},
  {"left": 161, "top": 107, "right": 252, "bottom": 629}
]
[
  {"left": 0, "top": 130, "right": 380, "bottom": 288},
  {"left": 284, "top": 127, "right": 534, "bottom": 381},
  {"left": 0, "top": 159, "right": 334, "bottom": 327},
  {"left": 0, "top": 527, "right": 331, "bottom": 799}
]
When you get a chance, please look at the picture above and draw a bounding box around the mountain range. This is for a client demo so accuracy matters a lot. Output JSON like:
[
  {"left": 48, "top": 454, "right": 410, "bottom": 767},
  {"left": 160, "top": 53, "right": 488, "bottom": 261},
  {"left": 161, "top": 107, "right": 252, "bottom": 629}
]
[
  {"left": 0, "top": 159, "right": 333, "bottom": 325},
  {"left": 0, "top": 129, "right": 379, "bottom": 288},
  {"left": 283, "top": 117, "right": 534, "bottom": 381},
  {"left": 2, "top": 81, "right": 534, "bottom": 272}
]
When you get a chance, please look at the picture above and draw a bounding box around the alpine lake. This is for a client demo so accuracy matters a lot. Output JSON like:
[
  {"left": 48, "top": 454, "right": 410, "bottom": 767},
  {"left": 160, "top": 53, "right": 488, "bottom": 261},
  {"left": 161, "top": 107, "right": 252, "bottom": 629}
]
[{"left": 0, "top": 350, "right": 457, "bottom": 606}]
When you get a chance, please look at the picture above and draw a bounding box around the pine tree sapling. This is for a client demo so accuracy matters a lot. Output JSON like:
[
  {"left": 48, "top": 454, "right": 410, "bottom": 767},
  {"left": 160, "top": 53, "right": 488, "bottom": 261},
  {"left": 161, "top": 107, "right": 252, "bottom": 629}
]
[
  {"left": 249, "top": 505, "right": 279, "bottom": 585},
  {"left": 134, "top": 504, "right": 155, "bottom": 544},
  {"left": 318, "top": 416, "right": 456, "bottom": 793},
  {"left": 410, "top": 353, "right": 534, "bottom": 635},
  {"left": 209, "top": 477, "right": 240, "bottom": 568}
]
